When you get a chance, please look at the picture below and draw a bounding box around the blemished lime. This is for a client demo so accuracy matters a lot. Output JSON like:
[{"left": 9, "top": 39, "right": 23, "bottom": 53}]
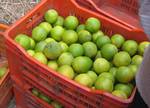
[{"left": 43, "top": 41, "right": 62, "bottom": 59}]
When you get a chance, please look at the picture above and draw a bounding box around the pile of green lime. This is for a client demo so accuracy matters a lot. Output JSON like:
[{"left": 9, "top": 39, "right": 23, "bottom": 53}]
[
  {"left": 31, "top": 88, "right": 63, "bottom": 108},
  {"left": 15, "top": 9, "right": 149, "bottom": 99}
]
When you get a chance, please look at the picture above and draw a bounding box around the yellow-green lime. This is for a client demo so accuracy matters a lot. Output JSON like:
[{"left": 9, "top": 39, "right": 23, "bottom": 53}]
[
  {"left": 93, "top": 58, "right": 110, "bottom": 74},
  {"left": 57, "top": 52, "right": 74, "bottom": 66},
  {"left": 57, "top": 65, "right": 75, "bottom": 79}
]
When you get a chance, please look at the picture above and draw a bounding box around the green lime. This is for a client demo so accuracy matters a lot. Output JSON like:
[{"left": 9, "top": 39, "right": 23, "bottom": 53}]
[
  {"left": 92, "top": 30, "right": 104, "bottom": 43},
  {"left": 85, "top": 17, "right": 100, "bottom": 33},
  {"left": 87, "top": 71, "right": 98, "bottom": 83},
  {"left": 78, "top": 30, "right": 92, "bottom": 43},
  {"left": 93, "top": 58, "right": 110, "bottom": 74},
  {"left": 47, "top": 61, "right": 58, "bottom": 70},
  {"left": 57, "top": 65, "right": 75, "bottom": 79},
  {"left": 44, "top": 9, "right": 58, "bottom": 24},
  {"left": 83, "top": 42, "right": 97, "bottom": 58},
  {"left": 76, "top": 24, "right": 85, "bottom": 33},
  {"left": 128, "top": 65, "right": 138, "bottom": 77},
  {"left": 98, "top": 72, "right": 115, "bottom": 83},
  {"left": 122, "top": 40, "right": 138, "bottom": 56},
  {"left": 39, "top": 22, "right": 52, "bottom": 34},
  {"left": 111, "top": 34, "right": 125, "bottom": 48},
  {"left": 112, "top": 90, "right": 127, "bottom": 99},
  {"left": 29, "top": 38, "right": 35, "bottom": 49},
  {"left": 64, "top": 16, "right": 79, "bottom": 30},
  {"left": 58, "top": 41, "right": 68, "bottom": 52},
  {"left": 27, "top": 50, "right": 35, "bottom": 56},
  {"left": 54, "top": 16, "right": 64, "bottom": 26},
  {"left": 32, "top": 26, "right": 47, "bottom": 42},
  {"left": 57, "top": 52, "right": 74, "bottom": 66},
  {"left": 101, "top": 44, "right": 118, "bottom": 60},
  {"left": 96, "top": 36, "right": 111, "bottom": 49},
  {"left": 116, "top": 66, "right": 134, "bottom": 83},
  {"left": 131, "top": 55, "right": 143, "bottom": 66},
  {"left": 113, "top": 51, "right": 131, "bottom": 67},
  {"left": 50, "top": 26, "right": 64, "bottom": 41},
  {"left": 94, "top": 77, "right": 113, "bottom": 92},
  {"left": 45, "top": 38, "right": 56, "bottom": 43},
  {"left": 33, "top": 52, "right": 47, "bottom": 65},
  {"left": 74, "top": 73, "right": 93, "bottom": 87},
  {"left": 68, "top": 43, "right": 84, "bottom": 57},
  {"left": 32, "top": 88, "right": 39, "bottom": 96},
  {"left": 138, "top": 41, "right": 150, "bottom": 55},
  {"left": 51, "top": 101, "right": 63, "bottom": 108},
  {"left": 114, "top": 83, "right": 133, "bottom": 97},
  {"left": 34, "top": 41, "right": 47, "bottom": 52},
  {"left": 43, "top": 41, "right": 62, "bottom": 59},
  {"left": 15, "top": 34, "right": 31, "bottom": 50},
  {"left": 72, "top": 56, "right": 93, "bottom": 73},
  {"left": 62, "top": 30, "right": 78, "bottom": 45},
  {"left": 39, "top": 93, "right": 51, "bottom": 103},
  {"left": 0, "top": 67, "right": 7, "bottom": 78}
]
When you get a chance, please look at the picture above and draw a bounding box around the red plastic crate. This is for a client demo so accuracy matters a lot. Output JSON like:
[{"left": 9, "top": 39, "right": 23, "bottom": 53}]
[
  {"left": 75, "top": 0, "right": 141, "bottom": 30},
  {"left": 5, "top": 0, "right": 147, "bottom": 108},
  {"left": 0, "top": 24, "right": 13, "bottom": 108},
  {"left": 0, "top": 24, "right": 9, "bottom": 58},
  {"left": 12, "top": 76, "right": 65, "bottom": 108}
]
